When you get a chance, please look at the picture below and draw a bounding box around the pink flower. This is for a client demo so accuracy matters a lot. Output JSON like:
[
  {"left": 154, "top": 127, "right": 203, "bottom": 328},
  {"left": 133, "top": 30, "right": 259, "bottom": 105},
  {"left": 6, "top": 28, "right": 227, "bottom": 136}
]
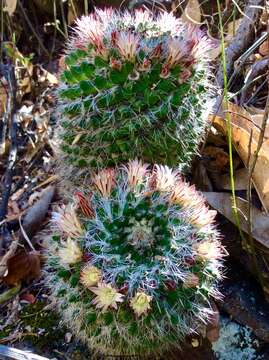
[
  {"left": 92, "top": 168, "right": 115, "bottom": 198},
  {"left": 110, "top": 58, "right": 122, "bottom": 71},
  {"left": 153, "top": 165, "right": 179, "bottom": 192},
  {"left": 123, "top": 159, "right": 149, "bottom": 188},
  {"left": 138, "top": 58, "right": 151, "bottom": 72},
  {"left": 160, "top": 64, "right": 170, "bottom": 79},
  {"left": 116, "top": 32, "right": 140, "bottom": 62},
  {"left": 178, "top": 68, "right": 192, "bottom": 84},
  {"left": 166, "top": 38, "right": 184, "bottom": 67}
]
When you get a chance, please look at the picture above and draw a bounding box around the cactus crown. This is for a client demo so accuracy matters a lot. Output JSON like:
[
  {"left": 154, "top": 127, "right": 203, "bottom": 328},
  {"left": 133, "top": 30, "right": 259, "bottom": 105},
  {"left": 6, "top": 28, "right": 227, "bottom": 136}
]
[
  {"left": 58, "top": 8, "right": 215, "bottom": 178},
  {"left": 45, "top": 160, "right": 224, "bottom": 356}
]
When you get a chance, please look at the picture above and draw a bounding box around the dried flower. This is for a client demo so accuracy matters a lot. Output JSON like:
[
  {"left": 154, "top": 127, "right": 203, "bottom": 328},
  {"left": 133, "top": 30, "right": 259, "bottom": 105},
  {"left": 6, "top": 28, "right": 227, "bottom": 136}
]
[
  {"left": 74, "top": 191, "right": 94, "bottom": 218},
  {"left": 80, "top": 265, "right": 102, "bottom": 288},
  {"left": 53, "top": 204, "right": 84, "bottom": 239},
  {"left": 58, "top": 238, "right": 82, "bottom": 265},
  {"left": 92, "top": 168, "right": 115, "bottom": 197},
  {"left": 194, "top": 241, "right": 222, "bottom": 261},
  {"left": 130, "top": 291, "right": 152, "bottom": 317},
  {"left": 183, "top": 273, "right": 199, "bottom": 288},
  {"left": 189, "top": 205, "right": 217, "bottom": 228},
  {"left": 90, "top": 283, "right": 124, "bottom": 311}
]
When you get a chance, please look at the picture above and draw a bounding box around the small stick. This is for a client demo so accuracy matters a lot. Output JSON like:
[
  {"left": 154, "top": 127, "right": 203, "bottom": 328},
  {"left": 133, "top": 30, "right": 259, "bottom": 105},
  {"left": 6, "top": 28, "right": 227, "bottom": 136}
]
[
  {"left": 0, "top": 345, "right": 50, "bottom": 360},
  {"left": 246, "top": 1, "right": 269, "bottom": 283},
  {"left": 17, "top": 0, "right": 50, "bottom": 58}
]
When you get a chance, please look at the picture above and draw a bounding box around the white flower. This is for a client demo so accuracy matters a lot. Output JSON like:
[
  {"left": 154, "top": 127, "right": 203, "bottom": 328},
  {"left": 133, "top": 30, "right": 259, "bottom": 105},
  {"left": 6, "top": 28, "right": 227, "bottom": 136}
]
[
  {"left": 90, "top": 283, "right": 124, "bottom": 311},
  {"left": 58, "top": 238, "right": 82, "bottom": 265},
  {"left": 80, "top": 265, "right": 102, "bottom": 288},
  {"left": 194, "top": 241, "right": 223, "bottom": 261},
  {"left": 153, "top": 165, "right": 179, "bottom": 192},
  {"left": 130, "top": 291, "right": 152, "bottom": 317}
]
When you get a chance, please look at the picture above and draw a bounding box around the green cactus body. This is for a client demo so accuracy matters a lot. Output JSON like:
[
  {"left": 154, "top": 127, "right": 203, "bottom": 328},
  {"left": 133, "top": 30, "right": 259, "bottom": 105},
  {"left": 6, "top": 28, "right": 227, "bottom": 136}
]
[
  {"left": 45, "top": 160, "right": 224, "bottom": 357},
  {"left": 58, "top": 9, "right": 215, "bottom": 180}
]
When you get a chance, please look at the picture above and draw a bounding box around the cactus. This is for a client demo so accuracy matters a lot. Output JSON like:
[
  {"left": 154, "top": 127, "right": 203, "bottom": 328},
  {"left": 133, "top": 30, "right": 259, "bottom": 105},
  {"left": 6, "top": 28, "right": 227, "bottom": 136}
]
[
  {"left": 45, "top": 160, "right": 224, "bottom": 357},
  {"left": 58, "top": 8, "right": 215, "bottom": 180}
]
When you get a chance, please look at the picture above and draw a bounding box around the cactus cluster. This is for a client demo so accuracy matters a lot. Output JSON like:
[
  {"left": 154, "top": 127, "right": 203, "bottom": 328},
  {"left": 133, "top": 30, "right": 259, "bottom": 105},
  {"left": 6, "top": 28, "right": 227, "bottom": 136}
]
[
  {"left": 45, "top": 160, "right": 224, "bottom": 357},
  {"left": 58, "top": 8, "right": 215, "bottom": 179}
]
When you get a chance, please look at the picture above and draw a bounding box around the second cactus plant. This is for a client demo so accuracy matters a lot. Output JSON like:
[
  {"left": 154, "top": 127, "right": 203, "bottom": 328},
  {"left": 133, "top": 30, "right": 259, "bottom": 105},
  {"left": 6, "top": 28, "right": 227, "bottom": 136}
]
[{"left": 58, "top": 8, "right": 215, "bottom": 181}]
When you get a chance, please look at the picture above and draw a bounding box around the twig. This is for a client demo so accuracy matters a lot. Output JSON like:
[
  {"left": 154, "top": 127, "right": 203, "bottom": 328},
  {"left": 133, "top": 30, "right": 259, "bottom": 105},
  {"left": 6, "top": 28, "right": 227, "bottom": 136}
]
[
  {"left": 0, "top": 0, "right": 3, "bottom": 62},
  {"left": 245, "top": 1, "right": 269, "bottom": 284},
  {"left": 216, "top": 0, "right": 264, "bottom": 87},
  {"left": 84, "top": 0, "right": 89, "bottom": 15},
  {"left": 18, "top": 216, "right": 35, "bottom": 251},
  {"left": 0, "top": 234, "right": 18, "bottom": 277},
  {"left": 246, "top": 84, "right": 269, "bottom": 275},
  {"left": 0, "top": 63, "right": 17, "bottom": 223},
  {"left": 0, "top": 345, "right": 49, "bottom": 360},
  {"left": 216, "top": 0, "right": 246, "bottom": 243},
  {"left": 240, "top": 57, "right": 269, "bottom": 104},
  {"left": 59, "top": 0, "right": 68, "bottom": 39},
  {"left": 0, "top": 284, "right": 20, "bottom": 305},
  {"left": 17, "top": 0, "right": 50, "bottom": 58}
]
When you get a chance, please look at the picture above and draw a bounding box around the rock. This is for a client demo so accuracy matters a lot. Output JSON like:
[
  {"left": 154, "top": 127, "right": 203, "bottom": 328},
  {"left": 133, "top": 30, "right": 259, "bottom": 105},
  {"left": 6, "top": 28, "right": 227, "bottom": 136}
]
[
  {"left": 217, "top": 263, "right": 269, "bottom": 343},
  {"left": 164, "top": 338, "right": 216, "bottom": 360}
]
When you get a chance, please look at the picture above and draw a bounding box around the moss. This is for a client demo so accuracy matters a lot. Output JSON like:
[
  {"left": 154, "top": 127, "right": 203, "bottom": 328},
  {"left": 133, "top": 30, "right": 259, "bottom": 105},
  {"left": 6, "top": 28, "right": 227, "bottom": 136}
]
[
  {"left": 0, "top": 326, "right": 13, "bottom": 340},
  {"left": 19, "top": 300, "right": 66, "bottom": 350}
]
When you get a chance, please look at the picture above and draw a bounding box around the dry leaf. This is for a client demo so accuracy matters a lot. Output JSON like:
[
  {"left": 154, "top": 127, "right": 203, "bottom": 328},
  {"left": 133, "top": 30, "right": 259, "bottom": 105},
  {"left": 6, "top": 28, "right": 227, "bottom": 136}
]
[
  {"left": 203, "top": 192, "right": 269, "bottom": 248},
  {"left": 181, "top": 0, "right": 201, "bottom": 24},
  {"left": 211, "top": 102, "right": 269, "bottom": 212},
  {"left": 3, "top": 251, "right": 41, "bottom": 286},
  {"left": 226, "top": 19, "right": 242, "bottom": 42},
  {"left": 202, "top": 146, "right": 229, "bottom": 170},
  {"left": 220, "top": 168, "right": 251, "bottom": 190},
  {"left": 4, "top": 0, "right": 17, "bottom": 15},
  {"left": 259, "top": 39, "right": 269, "bottom": 56},
  {"left": 20, "top": 293, "right": 36, "bottom": 304}
]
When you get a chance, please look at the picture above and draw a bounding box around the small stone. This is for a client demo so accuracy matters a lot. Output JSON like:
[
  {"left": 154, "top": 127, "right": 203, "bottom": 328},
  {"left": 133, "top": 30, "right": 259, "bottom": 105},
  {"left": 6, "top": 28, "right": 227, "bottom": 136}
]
[
  {"left": 191, "top": 338, "right": 200, "bottom": 347},
  {"left": 65, "top": 332, "right": 72, "bottom": 343}
]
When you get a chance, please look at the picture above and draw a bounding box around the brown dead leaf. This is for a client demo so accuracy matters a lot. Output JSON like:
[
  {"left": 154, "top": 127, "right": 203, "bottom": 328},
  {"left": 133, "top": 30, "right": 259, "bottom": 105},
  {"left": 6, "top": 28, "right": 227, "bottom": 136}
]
[
  {"left": 259, "top": 39, "right": 269, "bottom": 56},
  {"left": 4, "top": 0, "right": 17, "bottom": 15},
  {"left": 0, "top": 80, "right": 7, "bottom": 115},
  {"left": 202, "top": 146, "right": 229, "bottom": 170},
  {"left": 7, "top": 200, "right": 21, "bottom": 218},
  {"left": 203, "top": 192, "right": 269, "bottom": 249},
  {"left": 211, "top": 102, "right": 269, "bottom": 212},
  {"left": 3, "top": 251, "right": 41, "bottom": 286},
  {"left": 181, "top": 0, "right": 201, "bottom": 24}
]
